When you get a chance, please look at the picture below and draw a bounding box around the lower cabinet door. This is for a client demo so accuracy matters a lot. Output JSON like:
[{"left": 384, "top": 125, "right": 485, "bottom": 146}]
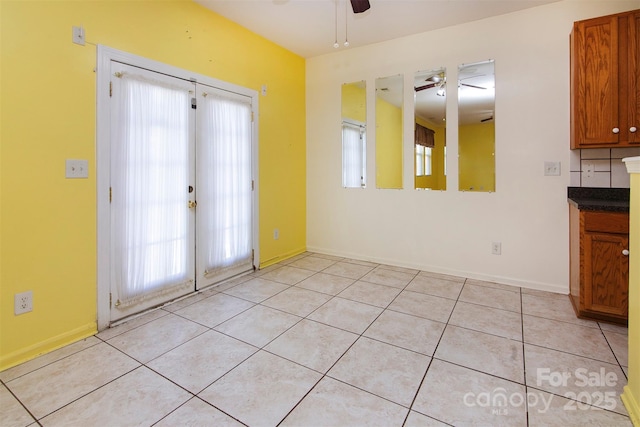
[{"left": 583, "top": 232, "right": 629, "bottom": 318}]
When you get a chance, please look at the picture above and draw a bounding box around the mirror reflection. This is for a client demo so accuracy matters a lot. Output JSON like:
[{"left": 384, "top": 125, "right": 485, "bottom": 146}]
[
  {"left": 341, "top": 81, "right": 367, "bottom": 188},
  {"left": 458, "top": 60, "right": 495, "bottom": 192},
  {"left": 375, "top": 74, "right": 403, "bottom": 189},
  {"left": 414, "top": 68, "right": 447, "bottom": 190}
]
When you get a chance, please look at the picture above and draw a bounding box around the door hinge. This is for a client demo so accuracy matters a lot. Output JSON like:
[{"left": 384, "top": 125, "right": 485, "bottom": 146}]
[
  {"left": 109, "top": 292, "right": 112, "bottom": 307},
  {"left": 252, "top": 249, "right": 255, "bottom": 262},
  {"left": 251, "top": 180, "right": 254, "bottom": 191},
  {"left": 109, "top": 187, "right": 112, "bottom": 203},
  {"left": 191, "top": 97, "right": 197, "bottom": 109},
  {"left": 251, "top": 111, "right": 254, "bottom": 122},
  {"left": 109, "top": 81, "right": 112, "bottom": 97}
]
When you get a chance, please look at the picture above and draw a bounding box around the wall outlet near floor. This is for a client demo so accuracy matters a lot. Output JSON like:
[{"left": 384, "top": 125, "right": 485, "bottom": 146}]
[
  {"left": 273, "top": 228, "right": 279, "bottom": 240},
  {"left": 15, "top": 291, "right": 33, "bottom": 315},
  {"left": 491, "top": 242, "right": 502, "bottom": 255},
  {"left": 65, "top": 159, "right": 89, "bottom": 178}
]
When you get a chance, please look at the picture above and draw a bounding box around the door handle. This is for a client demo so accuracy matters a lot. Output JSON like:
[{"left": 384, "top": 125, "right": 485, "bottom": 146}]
[
  {"left": 622, "top": 249, "right": 629, "bottom": 256},
  {"left": 188, "top": 200, "right": 197, "bottom": 209}
]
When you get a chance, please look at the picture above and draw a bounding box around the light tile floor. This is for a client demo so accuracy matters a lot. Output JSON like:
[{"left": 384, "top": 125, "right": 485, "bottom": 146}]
[{"left": 0, "top": 252, "right": 632, "bottom": 426}]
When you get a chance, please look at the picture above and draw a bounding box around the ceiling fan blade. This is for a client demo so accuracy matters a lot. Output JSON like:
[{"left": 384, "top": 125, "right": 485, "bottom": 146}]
[
  {"left": 461, "top": 83, "right": 487, "bottom": 90},
  {"left": 481, "top": 116, "right": 494, "bottom": 122},
  {"left": 415, "top": 82, "right": 437, "bottom": 92},
  {"left": 350, "top": 0, "right": 371, "bottom": 14}
]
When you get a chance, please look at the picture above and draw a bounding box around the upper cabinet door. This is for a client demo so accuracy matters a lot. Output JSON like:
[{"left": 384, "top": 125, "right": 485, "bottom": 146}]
[
  {"left": 571, "top": 9, "right": 640, "bottom": 149},
  {"left": 626, "top": 12, "right": 640, "bottom": 145}
]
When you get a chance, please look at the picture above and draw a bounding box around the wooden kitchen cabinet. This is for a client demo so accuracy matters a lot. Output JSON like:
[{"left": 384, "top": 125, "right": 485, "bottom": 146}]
[
  {"left": 569, "top": 204, "right": 629, "bottom": 324},
  {"left": 570, "top": 9, "right": 640, "bottom": 149}
]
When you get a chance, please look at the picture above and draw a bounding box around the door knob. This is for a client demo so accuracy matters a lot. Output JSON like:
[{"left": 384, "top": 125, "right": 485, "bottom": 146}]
[
  {"left": 630, "top": 127, "right": 637, "bottom": 133},
  {"left": 188, "top": 200, "right": 197, "bottom": 209},
  {"left": 622, "top": 249, "right": 629, "bottom": 256},
  {"left": 612, "top": 127, "right": 620, "bottom": 134}
]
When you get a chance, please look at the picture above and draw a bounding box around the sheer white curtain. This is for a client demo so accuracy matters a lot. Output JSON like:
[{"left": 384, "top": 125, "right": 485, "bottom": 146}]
[
  {"left": 111, "top": 72, "right": 192, "bottom": 306},
  {"left": 342, "top": 121, "right": 366, "bottom": 188},
  {"left": 198, "top": 90, "right": 253, "bottom": 278}
]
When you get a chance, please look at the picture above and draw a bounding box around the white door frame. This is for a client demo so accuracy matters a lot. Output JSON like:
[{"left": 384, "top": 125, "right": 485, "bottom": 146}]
[{"left": 96, "top": 45, "right": 259, "bottom": 331}]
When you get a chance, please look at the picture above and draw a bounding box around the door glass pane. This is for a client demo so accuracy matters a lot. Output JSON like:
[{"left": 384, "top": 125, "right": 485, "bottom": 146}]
[
  {"left": 196, "top": 87, "right": 254, "bottom": 287},
  {"left": 110, "top": 64, "right": 194, "bottom": 317}
]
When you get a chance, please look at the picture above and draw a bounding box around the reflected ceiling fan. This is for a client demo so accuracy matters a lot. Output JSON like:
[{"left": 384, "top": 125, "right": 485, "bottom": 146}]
[
  {"left": 415, "top": 72, "right": 446, "bottom": 96},
  {"left": 415, "top": 72, "right": 444, "bottom": 92},
  {"left": 350, "top": 0, "right": 371, "bottom": 13},
  {"left": 458, "top": 71, "right": 489, "bottom": 90}
]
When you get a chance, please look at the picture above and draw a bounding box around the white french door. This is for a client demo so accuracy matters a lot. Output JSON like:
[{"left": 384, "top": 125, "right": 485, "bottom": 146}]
[
  {"left": 195, "top": 85, "right": 254, "bottom": 289},
  {"left": 107, "top": 60, "right": 256, "bottom": 322}
]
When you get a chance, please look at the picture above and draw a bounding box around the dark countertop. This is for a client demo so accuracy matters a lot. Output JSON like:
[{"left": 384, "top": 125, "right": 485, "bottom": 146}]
[{"left": 567, "top": 187, "right": 630, "bottom": 212}]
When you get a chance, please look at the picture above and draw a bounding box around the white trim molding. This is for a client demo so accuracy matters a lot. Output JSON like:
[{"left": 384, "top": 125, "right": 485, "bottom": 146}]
[{"left": 624, "top": 156, "right": 640, "bottom": 174}]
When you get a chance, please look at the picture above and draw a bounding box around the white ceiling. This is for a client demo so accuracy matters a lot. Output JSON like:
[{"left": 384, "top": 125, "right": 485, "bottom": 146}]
[{"left": 195, "top": 0, "right": 561, "bottom": 58}]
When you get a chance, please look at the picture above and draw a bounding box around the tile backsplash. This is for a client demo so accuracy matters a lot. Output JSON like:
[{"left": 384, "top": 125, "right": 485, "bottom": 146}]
[{"left": 570, "top": 147, "right": 640, "bottom": 188}]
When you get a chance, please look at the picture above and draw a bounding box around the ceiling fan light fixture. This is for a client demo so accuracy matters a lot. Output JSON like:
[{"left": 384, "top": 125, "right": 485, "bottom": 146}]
[{"left": 436, "top": 88, "right": 445, "bottom": 97}]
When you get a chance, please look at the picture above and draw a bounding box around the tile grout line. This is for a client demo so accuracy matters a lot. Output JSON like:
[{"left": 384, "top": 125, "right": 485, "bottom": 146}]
[
  {"left": 1, "top": 378, "right": 42, "bottom": 426},
  {"left": 520, "top": 287, "right": 530, "bottom": 427},
  {"left": 598, "top": 323, "right": 629, "bottom": 381},
  {"left": 273, "top": 265, "right": 385, "bottom": 425},
  {"left": 401, "top": 277, "right": 467, "bottom": 426},
  {"left": 277, "top": 266, "right": 424, "bottom": 425}
]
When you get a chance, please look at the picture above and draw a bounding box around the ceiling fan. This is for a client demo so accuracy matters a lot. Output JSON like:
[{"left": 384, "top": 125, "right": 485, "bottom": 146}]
[
  {"left": 414, "top": 72, "right": 445, "bottom": 92},
  {"left": 458, "top": 72, "right": 489, "bottom": 90},
  {"left": 350, "top": 0, "right": 371, "bottom": 13}
]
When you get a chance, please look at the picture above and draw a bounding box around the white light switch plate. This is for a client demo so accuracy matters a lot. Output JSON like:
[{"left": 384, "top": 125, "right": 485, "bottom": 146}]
[
  {"left": 66, "top": 159, "right": 89, "bottom": 178},
  {"left": 544, "top": 161, "right": 561, "bottom": 176}
]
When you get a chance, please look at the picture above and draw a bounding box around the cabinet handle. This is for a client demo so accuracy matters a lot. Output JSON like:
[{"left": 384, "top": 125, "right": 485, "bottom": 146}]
[
  {"left": 631, "top": 127, "right": 637, "bottom": 133},
  {"left": 612, "top": 127, "right": 620, "bottom": 134},
  {"left": 622, "top": 249, "right": 629, "bottom": 256}
]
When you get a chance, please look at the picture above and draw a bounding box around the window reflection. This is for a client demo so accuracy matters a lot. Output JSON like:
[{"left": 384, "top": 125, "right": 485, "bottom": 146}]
[
  {"left": 414, "top": 68, "right": 446, "bottom": 190},
  {"left": 341, "top": 81, "right": 367, "bottom": 188}
]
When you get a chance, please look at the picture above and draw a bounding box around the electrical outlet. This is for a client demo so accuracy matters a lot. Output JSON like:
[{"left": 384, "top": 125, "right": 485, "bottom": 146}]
[
  {"left": 583, "top": 161, "right": 595, "bottom": 179},
  {"left": 491, "top": 242, "right": 502, "bottom": 255},
  {"left": 15, "top": 291, "right": 33, "bottom": 315},
  {"left": 66, "top": 159, "right": 89, "bottom": 179}
]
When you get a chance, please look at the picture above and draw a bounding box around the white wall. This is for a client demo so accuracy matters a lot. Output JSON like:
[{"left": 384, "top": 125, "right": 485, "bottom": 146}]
[{"left": 306, "top": 0, "right": 638, "bottom": 293}]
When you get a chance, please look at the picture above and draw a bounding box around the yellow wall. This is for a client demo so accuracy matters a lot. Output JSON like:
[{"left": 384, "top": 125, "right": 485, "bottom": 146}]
[
  {"left": 414, "top": 118, "right": 446, "bottom": 191},
  {"left": 622, "top": 167, "right": 640, "bottom": 426},
  {"left": 459, "top": 122, "right": 495, "bottom": 192},
  {"left": 375, "top": 96, "right": 402, "bottom": 189},
  {"left": 0, "top": 0, "right": 306, "bottom": 370}
]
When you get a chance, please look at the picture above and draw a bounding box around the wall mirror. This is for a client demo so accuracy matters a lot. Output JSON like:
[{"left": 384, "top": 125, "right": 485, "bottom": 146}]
[
  {"left": 375, "top": 74, "right": 403, "bottom": 189},
  {"left": 458, "top": 60, "right": 495, "bottom": 192},
  {"left": 341, "top": 81, "right": 367, "bottom": 188},
  {"left": 414, "top": 68, "right": 447, "bottom": 190}
]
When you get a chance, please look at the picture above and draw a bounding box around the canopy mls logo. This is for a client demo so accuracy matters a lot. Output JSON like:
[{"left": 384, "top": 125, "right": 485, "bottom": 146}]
[{"left": 463, "top": 368, "right": 620, "bottom": 415}]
